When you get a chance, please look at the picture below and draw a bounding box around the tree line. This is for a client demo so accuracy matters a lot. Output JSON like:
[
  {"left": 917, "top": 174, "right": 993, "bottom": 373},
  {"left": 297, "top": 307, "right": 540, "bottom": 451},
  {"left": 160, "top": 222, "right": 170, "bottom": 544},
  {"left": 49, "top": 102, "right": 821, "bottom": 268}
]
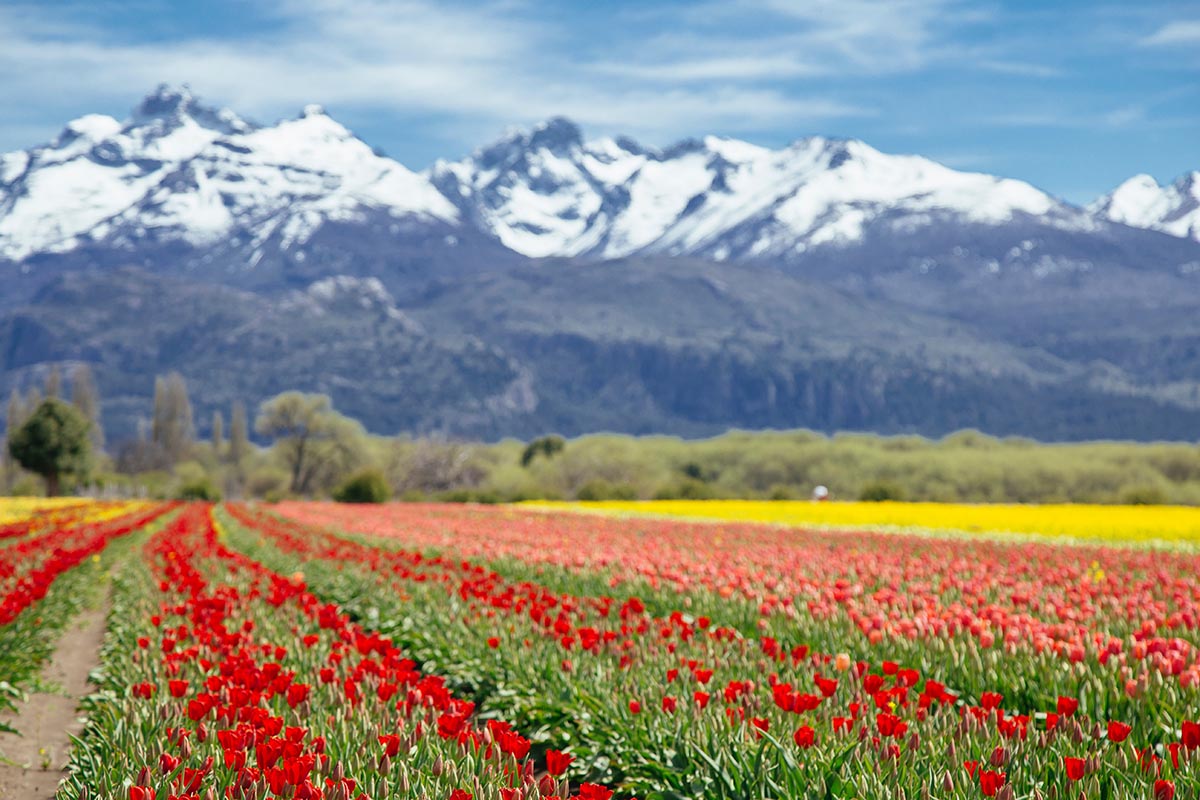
[{"left": 3, "top": 371, "right": 1200, "bottom": 504}]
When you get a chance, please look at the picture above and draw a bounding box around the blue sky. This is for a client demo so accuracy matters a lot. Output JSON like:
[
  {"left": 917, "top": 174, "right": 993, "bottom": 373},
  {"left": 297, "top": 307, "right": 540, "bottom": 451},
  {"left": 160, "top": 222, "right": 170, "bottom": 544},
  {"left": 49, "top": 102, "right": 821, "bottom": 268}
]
[{"left": 1, "top": 0, "right": 1197, "bottom": 202}]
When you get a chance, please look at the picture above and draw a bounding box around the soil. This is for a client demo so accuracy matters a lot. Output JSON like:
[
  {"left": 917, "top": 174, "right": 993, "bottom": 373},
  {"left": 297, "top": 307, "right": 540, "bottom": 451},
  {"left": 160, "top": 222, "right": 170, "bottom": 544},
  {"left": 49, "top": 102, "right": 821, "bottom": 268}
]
[{"left": 0, "top": 596, "right": 109, "bottom": 799}]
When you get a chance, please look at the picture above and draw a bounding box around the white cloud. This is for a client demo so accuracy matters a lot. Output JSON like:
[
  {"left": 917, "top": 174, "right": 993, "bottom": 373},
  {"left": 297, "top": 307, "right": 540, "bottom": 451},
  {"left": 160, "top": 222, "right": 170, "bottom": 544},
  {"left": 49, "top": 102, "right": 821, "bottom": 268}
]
[
  {"left": 976, "top": 60, "right": 1064, "bottom": 78},
  {"left": 607, "top": 0, "right": 973, "bottom": 82},
  {"left": 1141, "top": 20, "right": 1200, "bottom": 46},
  {"left": 0, "top": 0, "right": 877, "bottom": 155}
]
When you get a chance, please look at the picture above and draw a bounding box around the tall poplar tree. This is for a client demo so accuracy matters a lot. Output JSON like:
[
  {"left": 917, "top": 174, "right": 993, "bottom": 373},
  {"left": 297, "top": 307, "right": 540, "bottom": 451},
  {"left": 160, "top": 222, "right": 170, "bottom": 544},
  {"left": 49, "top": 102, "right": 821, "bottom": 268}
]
[{"left": 71, "top": 364, "right": 104, "bottom": 450}]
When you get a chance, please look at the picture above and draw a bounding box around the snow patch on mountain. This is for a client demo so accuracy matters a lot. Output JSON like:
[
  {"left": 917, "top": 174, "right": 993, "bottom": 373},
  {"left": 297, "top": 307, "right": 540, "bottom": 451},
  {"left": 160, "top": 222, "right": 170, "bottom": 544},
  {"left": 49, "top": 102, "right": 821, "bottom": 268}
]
[
  {"left": 1091, "top": 172, "right": 1200, "bottom": 242},
  {"left": 282, "top": 275, "right": 423, "bottom": 332}
]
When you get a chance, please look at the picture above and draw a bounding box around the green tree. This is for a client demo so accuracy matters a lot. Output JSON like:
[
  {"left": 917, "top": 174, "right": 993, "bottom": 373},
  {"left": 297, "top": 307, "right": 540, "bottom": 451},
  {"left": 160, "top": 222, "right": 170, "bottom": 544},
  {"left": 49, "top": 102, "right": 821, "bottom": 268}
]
[
  {"left": 520, "top": 435, "right": 565, "bottom": 467},
  {"left": 255, "top": 392, "right": 366, "bottom": 495},
  {"left": 7, "top": 399, "right": 92, "bottom": 496},
  {"left": 333, "top": 468, "right": 391, "bottom": 503},
  {"left": 859, "top": 480, "right": 906, "bottom": 502}
]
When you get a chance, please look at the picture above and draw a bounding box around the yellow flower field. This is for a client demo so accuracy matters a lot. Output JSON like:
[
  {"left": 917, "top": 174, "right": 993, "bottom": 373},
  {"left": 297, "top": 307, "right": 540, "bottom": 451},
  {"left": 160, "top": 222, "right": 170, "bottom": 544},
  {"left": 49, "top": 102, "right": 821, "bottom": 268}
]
[
  {"left": 529, "top": 499, "right": 1200, "bottom": 545},
  {"left": 0, "top": 497, "right": 88, "bottom": 524},
  {"left": 0, "top": 498, "right": 150, "bottom": 531}
]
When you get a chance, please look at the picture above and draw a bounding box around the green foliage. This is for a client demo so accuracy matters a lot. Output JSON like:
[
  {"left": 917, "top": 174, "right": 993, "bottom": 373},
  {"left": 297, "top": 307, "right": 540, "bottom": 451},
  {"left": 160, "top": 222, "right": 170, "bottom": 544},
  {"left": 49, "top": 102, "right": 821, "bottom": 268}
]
[
  {"left": 575, "top": 478, "right": 638, "bottom": 501},
  {"left": 177, "top": 477, "right": 221, "bottom": 501},
  {"left": 654, "top": 477, "right": 717, "bottom": 500},
  {"left": 436, "top": 488, "right": 502, "bottom": 504},
  {"left": 256, "top": 392, "right": 367, "bottom": 494},
  {"left": 470, "top": 429, "right": 1200, "bottom": 506},
  {"left": 7, "top": 398, "right": 92, "bottom": 495},
  {"left": 680, "top": 460, "right": 718, "bottom": 482},
  {"left": 1119, "top": 483, "right": 1168, "bottom": 505},
  {"left": 858, "top": 480, "right": 906, "bottom": 502},
  {"left": 520, "top": 435, "right": 565, "bottom": 467},
  {"left": 333, "top": 468, "right": 391, "bottom": 503},
  {"left": 246, "top": 466, "right": 290, "bottom": 499}
]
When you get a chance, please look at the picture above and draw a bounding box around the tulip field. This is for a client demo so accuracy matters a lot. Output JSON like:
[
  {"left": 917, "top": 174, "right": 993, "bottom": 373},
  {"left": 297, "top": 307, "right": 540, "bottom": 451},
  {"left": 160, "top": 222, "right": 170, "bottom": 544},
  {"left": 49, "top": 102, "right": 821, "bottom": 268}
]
[{"left": 1, "top": 500, "right": 1198, "bottom": 799}]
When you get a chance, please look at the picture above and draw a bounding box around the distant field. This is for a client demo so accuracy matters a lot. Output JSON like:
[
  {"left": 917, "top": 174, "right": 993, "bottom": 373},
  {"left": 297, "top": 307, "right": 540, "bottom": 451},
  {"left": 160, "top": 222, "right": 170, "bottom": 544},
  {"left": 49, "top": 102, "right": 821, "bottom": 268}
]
[{"left": 528, "top": 499, "right": 1200, "bottom": 545}]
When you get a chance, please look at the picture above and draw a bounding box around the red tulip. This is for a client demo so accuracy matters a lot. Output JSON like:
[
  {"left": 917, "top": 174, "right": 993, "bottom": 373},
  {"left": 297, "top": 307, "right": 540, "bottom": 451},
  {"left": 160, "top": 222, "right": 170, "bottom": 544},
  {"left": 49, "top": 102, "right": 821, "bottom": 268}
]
[
  {"left": 793, "top": 725, "right": 816, "bottom": 748},
  {"left": 545, "top": 749, "right": 574, "bottom": 776},
  {"left": 979, "top": 770, "right": 1005, "bottom": 797},
  {"left": 1108, "top": 720, "right": 1132, "bottom": 743}
]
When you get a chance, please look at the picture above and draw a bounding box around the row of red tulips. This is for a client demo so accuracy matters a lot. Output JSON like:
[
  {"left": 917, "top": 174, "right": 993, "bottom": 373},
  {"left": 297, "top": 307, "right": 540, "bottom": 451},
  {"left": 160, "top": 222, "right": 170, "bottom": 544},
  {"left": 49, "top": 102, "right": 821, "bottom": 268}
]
[
  {"left": 0, "top": 503, "right": 172, "bottom": 626},
  {"left": 59, "top": 504, "right": 618, "bottom": 800}
]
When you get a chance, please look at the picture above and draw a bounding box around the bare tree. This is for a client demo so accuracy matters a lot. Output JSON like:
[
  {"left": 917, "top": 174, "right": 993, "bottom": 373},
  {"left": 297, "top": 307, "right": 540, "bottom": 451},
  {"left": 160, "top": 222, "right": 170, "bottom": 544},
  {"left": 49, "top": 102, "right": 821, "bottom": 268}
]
[
  {"left": 3, "top": 389, "right": 24, "bottom": 489},
  {"left": 24, "top": 386, "right": 42, "bottom": 417},
  {"left": 390, "top": 438, "right": 486, "bottom": 494},
  {"left": 44, "top": 365, "right": 62, "bottom": 399},
  {"left": 152, "top": 373, "right": 194, "bottom": 465},
  {"left": 71, "top": 364, "right": 104, "bottom": 450},
  {"left": 229, "top": 402, "right": 250, "bottom": 464},
  {"left": 211, "top": 410, "right": 225, "bottom": 456}
]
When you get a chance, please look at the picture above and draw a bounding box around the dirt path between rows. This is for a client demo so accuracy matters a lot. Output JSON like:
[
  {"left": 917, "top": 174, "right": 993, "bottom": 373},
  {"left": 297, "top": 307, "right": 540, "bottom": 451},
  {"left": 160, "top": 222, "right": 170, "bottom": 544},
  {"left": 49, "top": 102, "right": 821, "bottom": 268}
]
[{"left": 0, "top": 594, "right": 109, "bottom": 799}]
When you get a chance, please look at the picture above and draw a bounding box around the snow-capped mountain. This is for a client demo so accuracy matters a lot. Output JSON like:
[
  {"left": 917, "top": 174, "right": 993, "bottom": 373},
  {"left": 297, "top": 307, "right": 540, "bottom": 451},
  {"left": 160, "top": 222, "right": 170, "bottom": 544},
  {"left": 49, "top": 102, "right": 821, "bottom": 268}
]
[
  {"left": 428, "top": 117, "right": 1092, "bottom": 262},
  {"left": 1, "top": 85, "right": 1194, "bottom": 273},
  {"left": 1090, "top": 172, "right": 1200, "bottom": 243},
  {"left": 1, "top": 83, "right": 1199, "bottom": 310},
  {"left": 0, "top": 85, "right": 456, "bottom": 263},
  {"left": 4, "top": 86, "right": 1200, "bottom": 442}
]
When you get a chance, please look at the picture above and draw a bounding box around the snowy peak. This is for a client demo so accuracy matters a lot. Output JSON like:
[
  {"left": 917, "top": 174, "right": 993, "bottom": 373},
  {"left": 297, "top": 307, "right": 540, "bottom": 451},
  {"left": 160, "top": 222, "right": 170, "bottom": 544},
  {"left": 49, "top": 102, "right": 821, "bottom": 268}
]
[
  {"left": 130, "top": 83, "right": 253, "bottom": 135},
  {"left": 0, "top": 86, "right": 456, "bottom": 261},
  {"left": 1092, "top": 171, "right": 1200, "bottom": 242},
  {"left": 58, "top": 114, "right": 122, "bottom": 146},
  {"left": 527, "top": 116, "right": 585, "bottom": 153},
  {"left": 429, "top": 124, "right": 1075, "bottom": 261}
]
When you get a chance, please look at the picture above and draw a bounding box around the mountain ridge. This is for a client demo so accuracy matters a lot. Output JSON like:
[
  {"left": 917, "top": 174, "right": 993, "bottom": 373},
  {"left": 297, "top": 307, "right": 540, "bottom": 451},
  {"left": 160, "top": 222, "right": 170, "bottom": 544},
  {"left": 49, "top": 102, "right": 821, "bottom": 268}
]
[
  {"left": 2, "top": 86, "right": 1199, "bottom": 443},
  {"left": 3, "top": 85, "right": 1198, "bottom": 269}
]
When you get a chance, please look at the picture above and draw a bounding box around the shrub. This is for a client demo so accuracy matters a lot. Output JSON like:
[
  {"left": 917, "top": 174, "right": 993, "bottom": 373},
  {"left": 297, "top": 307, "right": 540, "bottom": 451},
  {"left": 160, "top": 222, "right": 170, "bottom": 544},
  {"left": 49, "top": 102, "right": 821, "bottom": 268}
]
[
  {"left": 653, "top": 478, "right": 716, "bottom": 500},
  {"left": 436, "top": 489, "right": 501, "bottom": 504},
  {"left": 859, "top": 480, "right": 906, "bottom": 502},
  {"left": 333, "top": 468, "right": 391, "bottom": 503},
  {"left": 1119, "top": 484, "right": 1168, "bottom": 506},
  {"left": 177, "top": 478, "right": 221, "bottom": 501},
  {"left": 575, "top": 479, "right": 638, "bottom": 501},
  {"left": 246, "top": 467, "right": 290, "bottom": 499}
]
